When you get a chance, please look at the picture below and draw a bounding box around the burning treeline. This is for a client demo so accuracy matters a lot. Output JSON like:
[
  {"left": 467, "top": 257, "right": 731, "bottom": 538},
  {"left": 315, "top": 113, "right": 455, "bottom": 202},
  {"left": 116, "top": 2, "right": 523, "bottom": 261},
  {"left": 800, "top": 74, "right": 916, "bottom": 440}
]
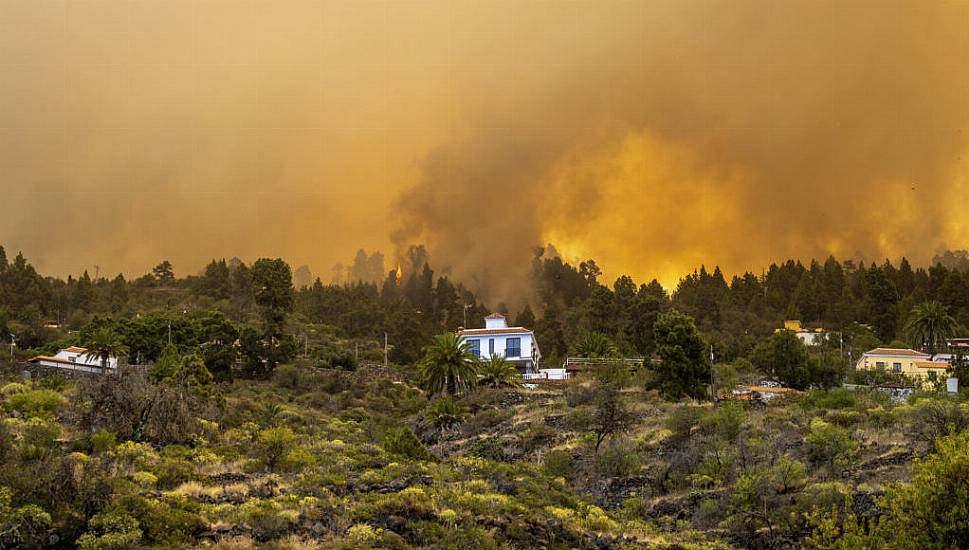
[{"left": 390, "top": 1, "right": 969, "bottom": 303}]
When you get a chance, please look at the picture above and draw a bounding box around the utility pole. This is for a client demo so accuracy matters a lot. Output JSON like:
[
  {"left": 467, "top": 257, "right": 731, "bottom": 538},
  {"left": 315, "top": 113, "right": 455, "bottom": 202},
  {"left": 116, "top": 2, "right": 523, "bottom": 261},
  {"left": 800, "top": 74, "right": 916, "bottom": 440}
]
[
  {"left": 384, "top": 333, "right": 389, "bottom": 368},
  {"left": 710, "top": 343, "right": 717, "bottom": 407},
  {"left": 168, "top": 322, "right": 172, "bottom": 346}
]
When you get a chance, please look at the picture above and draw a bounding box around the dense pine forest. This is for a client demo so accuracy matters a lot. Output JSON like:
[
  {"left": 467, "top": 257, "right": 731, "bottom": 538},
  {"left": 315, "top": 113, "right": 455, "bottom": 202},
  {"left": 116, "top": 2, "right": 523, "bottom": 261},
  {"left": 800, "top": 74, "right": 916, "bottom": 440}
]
[{"left": 4, "top": 243, "right": 969, "bottom": 370}]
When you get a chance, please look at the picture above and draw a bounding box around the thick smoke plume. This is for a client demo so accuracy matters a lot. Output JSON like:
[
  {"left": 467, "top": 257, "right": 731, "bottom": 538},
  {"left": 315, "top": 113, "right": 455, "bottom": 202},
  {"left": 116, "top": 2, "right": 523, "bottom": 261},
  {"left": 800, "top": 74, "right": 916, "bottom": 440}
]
[
  {"left": 2, "top": 1, "right": 968, "bottom": 300},
  {"left": 392, "top": 0, "right": 969, "bottom": 301}
]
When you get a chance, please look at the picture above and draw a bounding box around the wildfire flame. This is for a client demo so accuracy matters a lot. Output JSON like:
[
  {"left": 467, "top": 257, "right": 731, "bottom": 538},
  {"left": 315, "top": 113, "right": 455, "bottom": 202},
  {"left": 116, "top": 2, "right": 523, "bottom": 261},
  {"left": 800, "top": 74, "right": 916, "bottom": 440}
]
[{"left": 395, "top": 264, "right": 403, "bottom": 285}]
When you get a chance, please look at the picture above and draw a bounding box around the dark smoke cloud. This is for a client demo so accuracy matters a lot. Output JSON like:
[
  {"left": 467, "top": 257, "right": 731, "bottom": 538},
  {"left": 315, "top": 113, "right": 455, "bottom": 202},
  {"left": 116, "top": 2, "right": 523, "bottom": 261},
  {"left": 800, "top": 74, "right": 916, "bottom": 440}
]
[
  {"left": 393, "top": 0, "right": 969, "bottom": 300},
  {"left": 1, "top": 1, "right": 968, "bottom": 299}
]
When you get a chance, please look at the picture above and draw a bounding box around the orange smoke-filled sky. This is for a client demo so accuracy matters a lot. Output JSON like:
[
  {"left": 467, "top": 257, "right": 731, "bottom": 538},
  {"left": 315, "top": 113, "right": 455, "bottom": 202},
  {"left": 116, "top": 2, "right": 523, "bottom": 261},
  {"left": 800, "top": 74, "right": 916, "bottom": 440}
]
[{"left": 2, "top": 1, "right": 969, "bottom": 295}]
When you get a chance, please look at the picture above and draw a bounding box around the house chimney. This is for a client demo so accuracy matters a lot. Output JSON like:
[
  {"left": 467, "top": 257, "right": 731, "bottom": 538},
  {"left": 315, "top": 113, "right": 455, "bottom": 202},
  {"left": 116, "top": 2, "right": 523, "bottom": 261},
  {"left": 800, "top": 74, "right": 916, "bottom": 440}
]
[{"left": 484, "top": 313, "right": 507, "bottom": 329}]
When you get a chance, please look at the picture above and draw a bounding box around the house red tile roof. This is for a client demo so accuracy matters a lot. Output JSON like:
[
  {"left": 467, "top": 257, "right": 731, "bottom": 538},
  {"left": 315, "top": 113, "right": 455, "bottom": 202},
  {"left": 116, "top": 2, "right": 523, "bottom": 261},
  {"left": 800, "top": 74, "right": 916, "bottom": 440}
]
[
  {"left": 459, "top": 327, "right": 531, "bottom": 335},
  {"left": 737, "top": 385, "right": 800, "bottom": 394},
  {"left": 914, "top": 361, "right": 951, "bottom": 370},
  {"left": 485, "top": 313, "right": 506, "bottom": 319},
  {"left": 864, "top": 348, "right": 930, "bottom": 357},
  {"left": 64, "top": 346, "right": 88, "bottom": 353}
]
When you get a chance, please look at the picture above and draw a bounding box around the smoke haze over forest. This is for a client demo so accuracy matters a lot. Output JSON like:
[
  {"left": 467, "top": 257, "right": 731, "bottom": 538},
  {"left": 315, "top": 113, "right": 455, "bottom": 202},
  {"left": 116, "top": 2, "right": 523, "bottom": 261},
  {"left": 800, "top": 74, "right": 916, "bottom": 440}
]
[{"left": 3, "top": 1, "right": 969, "bottom": 300}]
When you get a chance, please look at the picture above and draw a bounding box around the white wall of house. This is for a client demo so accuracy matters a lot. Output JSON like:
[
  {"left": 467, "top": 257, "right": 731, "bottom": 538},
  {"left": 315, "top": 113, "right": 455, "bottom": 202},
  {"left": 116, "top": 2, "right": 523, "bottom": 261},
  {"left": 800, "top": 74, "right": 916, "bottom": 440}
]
[
  {"left": 465, "top": 333, "right": 536, "bottom": 362},
  {"left": 462, "top": 314, "right": 541, "bottom": 372},
  {"left": 30, "top": 346, "right": 119, "bottom": 372},
  {"left": 485, "top": 315, "right": 507, "bottom": 329},
  {"left": 795, "top": 331, "right": 825, "bottom": 346},
  {"left": 53, "top": 349, "right": 118, "bottom": 369}
]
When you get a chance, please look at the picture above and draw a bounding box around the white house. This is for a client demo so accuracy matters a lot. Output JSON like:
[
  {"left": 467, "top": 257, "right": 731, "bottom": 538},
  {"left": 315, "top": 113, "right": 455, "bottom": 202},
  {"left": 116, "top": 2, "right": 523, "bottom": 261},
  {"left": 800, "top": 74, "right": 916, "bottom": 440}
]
[
  {"left": 29, "top": 346, "right": 118, "bottom": 373},
  {"left": 776, "top": 320, "right": 826, "bottom": 346},
  {"left": 459, "top": 313, "right": 541, "bottom": 374}
]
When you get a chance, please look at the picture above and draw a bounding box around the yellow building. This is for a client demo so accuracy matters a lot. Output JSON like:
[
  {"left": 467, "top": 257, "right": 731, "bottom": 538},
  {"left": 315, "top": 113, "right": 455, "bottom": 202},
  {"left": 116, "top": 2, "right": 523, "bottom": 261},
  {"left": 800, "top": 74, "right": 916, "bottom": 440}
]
[{"left": 855, "top": 348, "right": 950, "bottom": 380}]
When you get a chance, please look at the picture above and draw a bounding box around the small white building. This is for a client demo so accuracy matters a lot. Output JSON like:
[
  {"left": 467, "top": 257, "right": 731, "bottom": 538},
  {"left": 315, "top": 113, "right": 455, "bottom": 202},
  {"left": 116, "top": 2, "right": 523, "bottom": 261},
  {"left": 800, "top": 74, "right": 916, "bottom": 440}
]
[
  {"left": 459, "top": 313, "right": 541, "bottom": 374},
  {"left": 29, "top": 346, "right": 118, "bottom": 373},
  {"left": 777, "top": 320, "right": 826, "bottom": 346}
]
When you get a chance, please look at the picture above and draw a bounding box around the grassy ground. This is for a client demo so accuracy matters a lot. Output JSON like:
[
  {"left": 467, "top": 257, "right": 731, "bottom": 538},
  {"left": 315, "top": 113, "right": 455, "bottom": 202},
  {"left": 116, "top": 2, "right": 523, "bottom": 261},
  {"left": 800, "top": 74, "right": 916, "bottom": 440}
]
[{"left": 0, "top": 363, "right": 960, "bottom": 549}]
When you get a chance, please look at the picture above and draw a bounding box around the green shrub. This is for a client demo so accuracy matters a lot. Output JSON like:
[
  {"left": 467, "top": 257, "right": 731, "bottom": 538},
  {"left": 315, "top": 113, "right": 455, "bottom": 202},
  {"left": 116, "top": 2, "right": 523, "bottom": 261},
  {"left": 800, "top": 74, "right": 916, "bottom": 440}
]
[
  {"left": 255, "top": 426, "right": 297, "bottom": 470},
  {"left": 596, "top": 443, "right": 640, "bottom": 477},
  {"left": 594, "top": 362, "right": 632, "bottom": 388},
  {"left": 466, "top": 436, "right": 507, "bottom": 462},
  {"left": 907, "top": 399, "right": 969, "bottom": 449},
  {"left": 543, "top": 450, "right": 574, "bottom": 477},
  {"left": 0, "top": 423, "right": 11, "bottom": 463},
  {"left": 36, "top": 374, "right": 68, "bottom": 392},
  {"left": 878, "top": 429, "right": 969, "bottom": 548},
  {"left": 824, "top": 409, "right": 863, "bottom": 427},
  {"left": 152, "top": 456, "right": 197, "bottom": 490},
  {"left": 77, "top": 509, "right": 143, "bottom": 550},
  {"left": 0, "top": 383, "right": 27, "bottom": 397},
  {"left": 565, "top": 406, "right": 594, "bottom": 431},
  {"left": 0, "top": 487, "right": 51, "bottom": 549},
  {"left": 800, "top": 388, "right": 857, "bottom": 411},
  {"left": 273, "top": 364, "right": 301, "bottom": 389},
  {"left": 240, "top": 499, "right": 299, "bottom": 539},
  {"left": 464, "top": 408, "right": 514, "bottom": 433},
  {"left": 19, "top": 418, "right": 60, "bottom": 461},
  {"left": 804, "top": 418, "right": 855, "bottom": 471},
  {"left": 711, "top": 400, "right": 745, "bottom": 441},
  {"left": 281, "top": 446, "right": 315, "bottom": 471},
  {"left": 89, "top": 430, "right": 118, "bottom": 453},
  {"left": 564, "top": 384, "right": 597, "bottom": 407},
  {"left": 693, "top": 497, "right": 725, "bottom": 529},
  {"left": 321, "top": 348, "right": 358, "bottom": 371},
  {"left": 383, "top": 427, "right": 435, "bottom": 461},
  {"left": 6, "top": 389, "right": 66, "bottom": 418},
  {"left": 425, "top": 397, "right": 468, "bottom": 430},
  {"left": 119, "top": 495, "right": 205, "bottom": 545},
  {"left": 666, "top": 406, "right": 706, "bottom": 442},
  {"left": 346, "top": 523, "right": 381, "bottom": 548},
  {"left": 518, "top": 423, "right": 556, "bottom": 449}
]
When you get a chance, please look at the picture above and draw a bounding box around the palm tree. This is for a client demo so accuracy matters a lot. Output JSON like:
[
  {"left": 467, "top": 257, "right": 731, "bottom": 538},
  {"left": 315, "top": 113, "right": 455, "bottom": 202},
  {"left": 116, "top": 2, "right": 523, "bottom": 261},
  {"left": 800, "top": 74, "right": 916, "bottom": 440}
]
[
  {"left": 82, "top": 327, "right": 128, "bottom": 369},
  {"left": 570, "top": 332, "right": 620, "bottom": 359},
  {"left": 478, "top": 355, "right": 521, "bottom": 388},
  {"left": 905, "top": 300, "right": 958, "bottom": 354},
  {"left": 418, "top": 332, "right": 479, "bottom": 395}
]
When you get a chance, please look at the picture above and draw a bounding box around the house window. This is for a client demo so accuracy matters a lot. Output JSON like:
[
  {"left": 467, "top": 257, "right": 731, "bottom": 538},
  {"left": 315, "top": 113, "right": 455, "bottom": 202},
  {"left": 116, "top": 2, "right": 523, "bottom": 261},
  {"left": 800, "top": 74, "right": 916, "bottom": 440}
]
[
  {"left": 506, "top": 338, "right": 521, "bottom": 358},
  {"left": 489, "top": 338, "right": 495, "bottom": 355},
  {"left": 893, "top": 362, "right": 902, "bottom": 373},
  {"left": 928, "top": 371, "right": 938, "bottom": 382},
  {"left": 468, "top": 339, "right": 480, "bottom": 357},
  {"left": 876, "top": 361, "right": 886, "bottom": 369}
]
